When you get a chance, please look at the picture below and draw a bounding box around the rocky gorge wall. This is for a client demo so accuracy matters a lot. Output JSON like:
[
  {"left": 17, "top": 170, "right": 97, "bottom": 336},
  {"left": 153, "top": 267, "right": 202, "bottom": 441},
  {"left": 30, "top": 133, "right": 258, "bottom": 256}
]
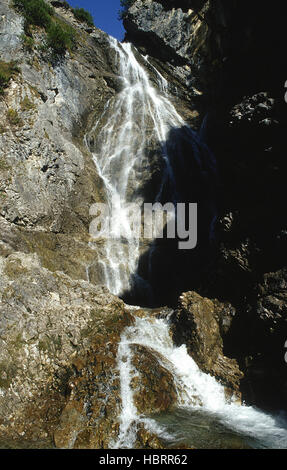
[{"left": 124, "top": 0, "right": 287, "bottom": 409}]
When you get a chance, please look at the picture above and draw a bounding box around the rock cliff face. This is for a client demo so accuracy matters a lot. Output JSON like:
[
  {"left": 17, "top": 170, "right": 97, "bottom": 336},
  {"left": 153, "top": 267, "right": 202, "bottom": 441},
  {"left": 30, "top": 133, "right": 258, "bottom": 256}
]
[
  {"left": 0, "top": 0, "right": 118, "bottom": 283},
  {"left": 0, "top": 250, "right": 132, "bottom": 446},
  {"left": 0, "top": 1, "right": 223, "bottom": 448},
  {"left": 0, "top": 0, "right": 189, "bottom": 448},
  {"left": 124, "top": 0, "right": 287, "bottom": 409},
  {"left": 124, "top": 0, "right": 209, "bottom": 81}
]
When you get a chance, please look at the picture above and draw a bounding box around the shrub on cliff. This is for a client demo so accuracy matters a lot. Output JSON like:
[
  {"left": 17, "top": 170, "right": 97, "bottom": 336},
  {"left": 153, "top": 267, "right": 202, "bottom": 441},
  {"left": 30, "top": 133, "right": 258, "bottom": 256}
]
[
  {"left": 13, "top": 0, "right": 53, "bottom": 31},
  {"left": 13, "top": 0, "right": 76, "bottom": 56},
  {"left": 46, "top": 21, "right": 75, "bottom": 55},
  {"left": 72, "top": 7, "right": 94, "bottom": 27}
]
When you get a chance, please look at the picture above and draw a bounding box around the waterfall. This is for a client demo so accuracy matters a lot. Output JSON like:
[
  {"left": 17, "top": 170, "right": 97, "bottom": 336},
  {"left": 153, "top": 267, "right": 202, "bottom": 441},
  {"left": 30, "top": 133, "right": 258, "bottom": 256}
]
[
  {"left": 85, "top": 36, "right": 287, "bottom": 449},
  {"left": 86, "top": 37, "right": 215, "bottom": 299},
  {"left": 113, "top": 313, "right": 287, "bottom": 449}
]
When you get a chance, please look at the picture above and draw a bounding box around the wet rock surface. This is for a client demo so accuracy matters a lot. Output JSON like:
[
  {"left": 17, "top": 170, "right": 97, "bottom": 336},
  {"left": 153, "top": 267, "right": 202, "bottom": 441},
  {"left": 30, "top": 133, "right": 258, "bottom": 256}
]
[
  {"left": 135, "top": 425, "right": 165, "bottom": 449},
  {"left": 131, "top": 344, "right": 177, "bottom": 414},
  {"left": 0, "top": 250, "right": 181, "bottom": 448}
]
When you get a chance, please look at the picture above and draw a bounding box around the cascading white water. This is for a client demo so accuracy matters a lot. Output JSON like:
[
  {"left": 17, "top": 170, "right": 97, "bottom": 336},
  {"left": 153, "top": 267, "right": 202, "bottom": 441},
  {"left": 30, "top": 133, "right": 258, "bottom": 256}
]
[
  {"left": 87, "top": 37, "right": 213, "bottom": 298},
  {"left": 114, "top": 313, "right": 287, "bottom": 449}
]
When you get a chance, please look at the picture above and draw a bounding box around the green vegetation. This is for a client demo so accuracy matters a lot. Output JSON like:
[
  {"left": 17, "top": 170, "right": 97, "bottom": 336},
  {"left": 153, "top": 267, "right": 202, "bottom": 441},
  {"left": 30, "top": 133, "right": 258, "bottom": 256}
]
[
  {"left": 13, "top": 0, "right": 54, "bottom": 31},
  {"left": 0, "top": 362, "right": 12, "bottom": 389},
  {"left": 119, "top": 0, "right": 135, "bottom": 19},
  {"left": 7, "top": 108, "right": 23, "bottom": 127},
  {"left": 61, "top": 1, "right": 70, "bottom": 9},
  {"left": 72, "top": 7, "right": 94, "bottom": 27},
  {"left": 0, "top": 60, "right": 20, "bottom": 95},
  {"left": 21, "top": 96, "right": 36, "bottom": 111},
  {"left": 13, "top": 0, "right": 76, "bottom": 56},
  {"left": 0, "top": 61, "right": 20, "bottom": 95},
  {"left": 21, "top": 33, "right": 35, "bottom": 50},
  {"left": 0, "top": 158, "right": 9, "bottom": 169},
  {"left": 46, "top": 19, "right": 75, "bottom": 55},
  {"left": 38, "top": 335, "right": 62, "bottom": 353}
]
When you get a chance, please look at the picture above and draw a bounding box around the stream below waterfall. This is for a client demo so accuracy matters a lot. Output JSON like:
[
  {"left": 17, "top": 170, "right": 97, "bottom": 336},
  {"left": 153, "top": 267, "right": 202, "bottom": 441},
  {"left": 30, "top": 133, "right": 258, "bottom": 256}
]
[{"left": 86, "top": 37, "right": 287, "bottom": 449}]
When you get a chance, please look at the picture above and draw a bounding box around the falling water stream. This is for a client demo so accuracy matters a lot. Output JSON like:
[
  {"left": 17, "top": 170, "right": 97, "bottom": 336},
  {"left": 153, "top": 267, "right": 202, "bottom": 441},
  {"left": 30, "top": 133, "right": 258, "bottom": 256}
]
[
  {"left": 86, "top": 37, "right": 287, "bottom": 449},
  {"left": 86, "top": 37, "right": 214, "bottom": 299}
]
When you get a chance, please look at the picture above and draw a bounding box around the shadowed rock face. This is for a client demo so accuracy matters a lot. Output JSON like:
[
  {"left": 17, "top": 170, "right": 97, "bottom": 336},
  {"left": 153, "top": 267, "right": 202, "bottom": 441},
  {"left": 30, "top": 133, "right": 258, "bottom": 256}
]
[
  {"left": 53, "top": 330, "right": 179, "bottom": 449},
  {"left": 124, "top": 0, "right": 287, "bottom": 409}
]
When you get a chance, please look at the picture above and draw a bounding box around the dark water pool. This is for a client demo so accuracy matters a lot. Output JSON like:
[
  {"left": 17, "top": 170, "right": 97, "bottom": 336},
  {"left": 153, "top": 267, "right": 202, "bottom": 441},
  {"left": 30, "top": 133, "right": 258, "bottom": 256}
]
[{"left": 152, "top": 407, "right": 287, "bottom": 449}]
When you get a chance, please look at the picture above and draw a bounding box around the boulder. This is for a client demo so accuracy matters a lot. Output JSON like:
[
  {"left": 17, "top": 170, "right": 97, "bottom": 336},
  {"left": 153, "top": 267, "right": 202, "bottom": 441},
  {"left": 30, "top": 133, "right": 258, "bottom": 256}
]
[
  {"left": 135, "top": 424, "right": 165, "bottom": 449},
  {"left": 131, "top": 344, "right": 177, "bottom": 414},
  {"left": 171, "top": 291, "right": 243, "bottom": 397}
]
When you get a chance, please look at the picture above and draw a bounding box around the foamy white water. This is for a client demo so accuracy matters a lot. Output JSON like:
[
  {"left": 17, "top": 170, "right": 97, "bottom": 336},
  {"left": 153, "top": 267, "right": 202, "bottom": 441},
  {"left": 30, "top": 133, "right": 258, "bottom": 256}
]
[{"left": 113, "top": 314, "right": 287, "bottom": 449}]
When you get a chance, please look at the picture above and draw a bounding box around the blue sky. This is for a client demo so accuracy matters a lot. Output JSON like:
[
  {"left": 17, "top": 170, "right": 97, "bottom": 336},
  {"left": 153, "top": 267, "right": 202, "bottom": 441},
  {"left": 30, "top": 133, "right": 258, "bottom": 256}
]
[{"left": 68, "top": 0, "right": 125, "bottom": 40}]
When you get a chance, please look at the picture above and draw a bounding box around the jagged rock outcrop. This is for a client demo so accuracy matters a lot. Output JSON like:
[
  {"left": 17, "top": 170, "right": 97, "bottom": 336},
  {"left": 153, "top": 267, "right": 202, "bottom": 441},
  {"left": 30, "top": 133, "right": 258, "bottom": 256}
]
[
  {"left": 124, "top": 0, "right": 209, "bottom": 68},
  {"left": 171, "top": 291, "right": 243, "bottom": 397}
]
